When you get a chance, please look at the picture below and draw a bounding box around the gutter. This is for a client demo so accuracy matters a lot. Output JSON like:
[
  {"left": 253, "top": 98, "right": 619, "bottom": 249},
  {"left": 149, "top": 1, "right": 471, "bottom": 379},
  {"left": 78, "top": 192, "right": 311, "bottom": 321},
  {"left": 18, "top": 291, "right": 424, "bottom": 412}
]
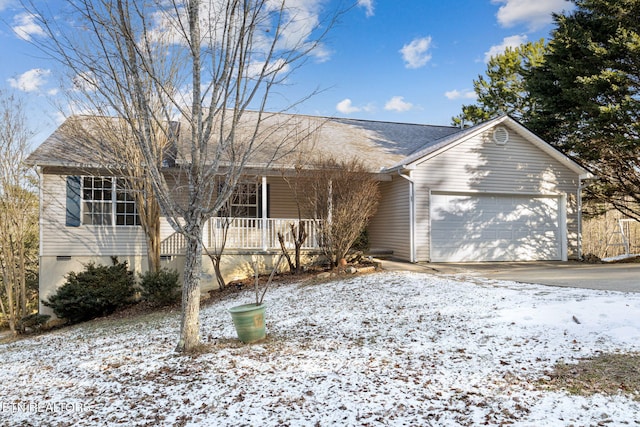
[{"left": 397, "top": 166, "right": 416, "bottom": 263}]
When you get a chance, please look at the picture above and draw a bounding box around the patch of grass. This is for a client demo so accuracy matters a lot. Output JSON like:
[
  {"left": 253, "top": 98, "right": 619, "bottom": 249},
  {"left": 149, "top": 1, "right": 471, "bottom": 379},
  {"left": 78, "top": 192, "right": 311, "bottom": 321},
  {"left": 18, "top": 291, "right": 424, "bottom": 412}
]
[
  {"left": 0, "top": 330, "right": 17, "bottom": 345},
  {"left": 182, "top": 342, "right": 215, "bottom": 357},
  {"left": 539, "top": 352, "right": 640, "bottom": 400}
]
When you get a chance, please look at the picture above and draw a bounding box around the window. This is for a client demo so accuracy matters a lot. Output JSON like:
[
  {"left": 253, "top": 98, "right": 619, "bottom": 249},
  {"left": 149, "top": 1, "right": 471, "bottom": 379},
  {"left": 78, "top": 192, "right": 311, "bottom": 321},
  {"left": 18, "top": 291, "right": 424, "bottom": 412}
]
[
  {"left": 115, "top": 179, "right": 139, "bottom": 226},
  {"left": 229, "top": 182, "right": 258, "bottom": 218},
  {"left": 219, "top": 181, "right": 259, "bottom": 218},
  {"left": 82, "top": 177, "right": 140, "bottom": 226}
]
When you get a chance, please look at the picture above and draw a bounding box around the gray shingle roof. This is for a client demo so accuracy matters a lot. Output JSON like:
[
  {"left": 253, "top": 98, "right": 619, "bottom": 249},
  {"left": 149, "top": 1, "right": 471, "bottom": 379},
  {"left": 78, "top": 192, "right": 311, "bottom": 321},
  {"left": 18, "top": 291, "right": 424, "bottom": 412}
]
[
  {"left": 382, "top": 116, "right": 505, "bottom": 171},
  {"left": 26, "top": 112, "right": 465, "bottom": 172},
  {"left": 26, "top": 116, "right": 125, "bottom": 168}
]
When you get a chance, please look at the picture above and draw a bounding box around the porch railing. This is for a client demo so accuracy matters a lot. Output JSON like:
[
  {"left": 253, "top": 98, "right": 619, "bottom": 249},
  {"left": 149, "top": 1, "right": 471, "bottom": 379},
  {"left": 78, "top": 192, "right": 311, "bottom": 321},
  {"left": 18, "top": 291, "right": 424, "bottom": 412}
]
[{"left": 160, "top": 217, "right": 322, "bottom": 256}]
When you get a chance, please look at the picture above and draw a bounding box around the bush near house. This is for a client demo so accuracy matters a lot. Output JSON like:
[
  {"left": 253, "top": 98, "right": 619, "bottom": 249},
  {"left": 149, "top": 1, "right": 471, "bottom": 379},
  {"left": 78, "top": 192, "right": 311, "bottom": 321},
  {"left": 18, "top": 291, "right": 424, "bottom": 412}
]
[
  {"left": 16, "top": 313, "right": 51, "bottom": 334},
  {"left": 139, "top": 268, "right": 180, "bottom": 306},
  {"left": 43, "top": 257, "right": 135, "bottom": 324}
]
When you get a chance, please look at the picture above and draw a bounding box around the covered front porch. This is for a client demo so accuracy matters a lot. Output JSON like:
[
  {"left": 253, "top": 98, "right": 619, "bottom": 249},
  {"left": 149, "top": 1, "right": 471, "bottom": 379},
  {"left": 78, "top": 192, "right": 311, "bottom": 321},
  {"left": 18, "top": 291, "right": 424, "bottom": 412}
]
[
  {"left": 160, "top": 217, "right": 323, "bottom": 255},
  {"left": 159, "top": 174, "right": 326, "bottom": 257}
]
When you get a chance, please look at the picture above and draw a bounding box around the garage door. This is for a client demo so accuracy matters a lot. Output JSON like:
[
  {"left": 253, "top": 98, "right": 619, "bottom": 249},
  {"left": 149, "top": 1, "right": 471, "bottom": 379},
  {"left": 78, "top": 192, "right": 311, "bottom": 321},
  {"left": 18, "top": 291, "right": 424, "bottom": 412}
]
[{"left": 430, "top": 193, "right": 562, "bottom": 262}]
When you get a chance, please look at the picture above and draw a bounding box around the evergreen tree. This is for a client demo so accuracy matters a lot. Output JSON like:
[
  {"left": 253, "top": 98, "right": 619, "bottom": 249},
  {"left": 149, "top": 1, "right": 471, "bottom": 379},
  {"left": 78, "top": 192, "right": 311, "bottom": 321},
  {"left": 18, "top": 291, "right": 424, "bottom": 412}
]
[
  {"left": 527, "top": 0, "right": 640, "bottom": 219},
  {"left": 452, "top": 39, "right": 546, "bottom": 127}
]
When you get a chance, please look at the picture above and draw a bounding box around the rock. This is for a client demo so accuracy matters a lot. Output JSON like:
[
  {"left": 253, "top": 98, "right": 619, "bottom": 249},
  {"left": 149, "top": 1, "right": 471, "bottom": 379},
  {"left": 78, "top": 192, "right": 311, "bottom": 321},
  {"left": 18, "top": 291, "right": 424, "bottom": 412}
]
[{"left": 581, "top": 253, "right": 602, "bottom": 263}]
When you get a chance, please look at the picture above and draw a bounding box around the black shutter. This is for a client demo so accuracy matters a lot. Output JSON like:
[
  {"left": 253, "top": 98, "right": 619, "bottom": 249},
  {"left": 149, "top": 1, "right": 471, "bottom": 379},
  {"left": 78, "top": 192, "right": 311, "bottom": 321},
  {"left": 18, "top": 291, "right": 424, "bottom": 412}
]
[{"left": 65, "top": 176, "right": 81, "bottom": 227}]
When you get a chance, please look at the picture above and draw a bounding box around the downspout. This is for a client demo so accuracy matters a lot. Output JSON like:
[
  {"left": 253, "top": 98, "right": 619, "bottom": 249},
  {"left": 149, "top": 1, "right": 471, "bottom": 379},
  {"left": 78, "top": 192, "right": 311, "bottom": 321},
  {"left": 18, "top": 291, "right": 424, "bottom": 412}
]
[
  {"left": 397, "top": 168, "right": 416, "bottom": 263},
  {"left": 36, "top": 166, "right": 45, "bottom": 314},
  {"left": 577, "top": 178, "right": 584, "bottom": 260}
]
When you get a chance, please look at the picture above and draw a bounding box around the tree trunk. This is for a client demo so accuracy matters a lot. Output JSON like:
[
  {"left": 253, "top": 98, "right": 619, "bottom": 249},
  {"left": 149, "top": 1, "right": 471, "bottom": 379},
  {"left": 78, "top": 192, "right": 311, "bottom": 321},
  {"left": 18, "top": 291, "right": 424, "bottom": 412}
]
[
  {"left": 212, "top": 255, "right": 226, "bottom": 289},
  {"left": 146, "top": 216, "right": 161, "bottom": 274},
  {"left": 278, "top": 231, "right": 295, "bottom": 272},
  {"left": 176, "top": 223, "right": 203, "bottom": 352},
  {"left": 5, "top": 270, "right": 15, "bottom": 333},
  {"left": 0, "top": 290, "right": 7, "bottom": 328},
  {"left": 293, "top": 222, "right": 306, "bottom": 275}
]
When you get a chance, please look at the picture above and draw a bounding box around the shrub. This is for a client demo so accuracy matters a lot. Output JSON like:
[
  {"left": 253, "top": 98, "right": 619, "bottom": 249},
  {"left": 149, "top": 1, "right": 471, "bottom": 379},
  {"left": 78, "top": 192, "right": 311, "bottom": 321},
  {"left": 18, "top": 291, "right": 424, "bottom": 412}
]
[
  {"left": 302, "top": 158, "right": 380, "bottom": 266},
  {"left": 139, "top": 268, "right": 180, "bottom": 306},
  {"left": 17, "top": 314, "right": 51, "bottom": 334},
  {"left": 43, "top": 257, "right": 135, "bottom": 323}
]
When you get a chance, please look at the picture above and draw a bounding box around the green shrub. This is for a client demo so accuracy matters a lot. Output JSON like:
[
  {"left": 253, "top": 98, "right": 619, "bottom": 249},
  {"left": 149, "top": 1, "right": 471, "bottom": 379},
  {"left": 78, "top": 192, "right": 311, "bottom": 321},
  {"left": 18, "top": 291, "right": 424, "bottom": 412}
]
[
  {"left": 139, "top": 268, "right": 180, "bottom": 306},
  {"left": 43, "top": 257, "right": 135, "bottom": 324}
]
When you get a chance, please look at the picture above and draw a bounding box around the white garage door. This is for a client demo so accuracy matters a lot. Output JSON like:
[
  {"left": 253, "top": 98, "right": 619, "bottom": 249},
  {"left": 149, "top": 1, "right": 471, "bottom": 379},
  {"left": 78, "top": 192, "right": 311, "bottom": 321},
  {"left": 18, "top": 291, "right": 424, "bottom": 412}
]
[{"left": 430, "top": 193, "right": 562, "bottom": 262}]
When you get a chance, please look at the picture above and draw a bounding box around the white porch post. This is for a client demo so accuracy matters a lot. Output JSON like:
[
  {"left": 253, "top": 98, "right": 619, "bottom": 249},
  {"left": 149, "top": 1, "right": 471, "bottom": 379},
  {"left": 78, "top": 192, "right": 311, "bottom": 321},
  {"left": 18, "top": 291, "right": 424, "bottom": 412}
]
[{"left": 261, "top": 176, "right": 268, "bottom": 251}]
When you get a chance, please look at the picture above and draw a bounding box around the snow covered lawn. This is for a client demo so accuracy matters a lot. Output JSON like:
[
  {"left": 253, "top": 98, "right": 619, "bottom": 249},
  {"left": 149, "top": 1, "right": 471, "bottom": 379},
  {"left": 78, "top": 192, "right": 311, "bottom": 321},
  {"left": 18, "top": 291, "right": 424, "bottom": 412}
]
[{"left": 1, "top": 271, "right": 640, "bottom": 426}]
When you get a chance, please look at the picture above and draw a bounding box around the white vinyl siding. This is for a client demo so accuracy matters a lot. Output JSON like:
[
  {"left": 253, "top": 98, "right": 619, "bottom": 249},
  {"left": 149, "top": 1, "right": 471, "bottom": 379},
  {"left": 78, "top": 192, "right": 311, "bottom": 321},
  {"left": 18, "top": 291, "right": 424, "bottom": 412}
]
[
  {"left": 40, "top": 174, "right": 147, "bottom": 257},
  {"left": 410, "top": 124, "right": 582, "bottom": 261},
  {"left": 430, "top": 193, "right": 563, "bottom": 262},
  {"left": 368, "top": 178, "right": 411, "bottom": 260},
  {"left": 41, "top": 174, "right": 309, "bottom": 258},
  {"left": 412, "top": 126, "right": 579, "bottom": 194}
]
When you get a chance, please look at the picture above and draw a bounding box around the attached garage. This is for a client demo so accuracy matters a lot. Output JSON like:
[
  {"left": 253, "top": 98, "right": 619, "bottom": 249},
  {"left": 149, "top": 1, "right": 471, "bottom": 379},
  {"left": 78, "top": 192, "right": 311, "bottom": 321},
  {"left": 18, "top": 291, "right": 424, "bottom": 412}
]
[
  {"left": 373, "top": 115, "right": 592, "bottom": 263},
  {"left": 429, "top": 193, "right": 564, "bottom": 262}
]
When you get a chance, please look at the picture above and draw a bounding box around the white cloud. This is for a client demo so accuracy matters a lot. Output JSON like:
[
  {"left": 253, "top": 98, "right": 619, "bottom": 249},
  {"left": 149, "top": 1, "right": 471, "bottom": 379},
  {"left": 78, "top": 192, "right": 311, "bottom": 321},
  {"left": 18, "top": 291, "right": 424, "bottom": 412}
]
[
  {"left": 8, "top": 68, "right": 50, "bottom": 92},
  {"left": 400, "top": 36, "right": 433, "bottom": 69},
  {"left": 150, "top": 0, "right": 331, "bottom": 63},
  {"left": 384, "top": 96, "right": 413, "bottom": 112},
  {"left": 336, "top": 98, "right": 361, "bottom": 114},
  {"left": 484, "top": 34, "right": 527, "bottom": 63},
  {"left": 72, "top": 71, "right": 99, "bottom": 92},
  {"left": 445, "top": 89, "right": 477, "bottom": 101},
  {"left": 358, "top": 0, "right": 374, "bottom": 17},
  {"left": 0, "top": 0, "right": 15, "bottom": 12},
  {"left": 247, "top": 58, "right": 291, "bottom": 80},
  {"left": 492, "top": 0, "right": 570, "bottom": 31},
  {"left": 12, "top": 12, "right": 45, "bottom": 41}
]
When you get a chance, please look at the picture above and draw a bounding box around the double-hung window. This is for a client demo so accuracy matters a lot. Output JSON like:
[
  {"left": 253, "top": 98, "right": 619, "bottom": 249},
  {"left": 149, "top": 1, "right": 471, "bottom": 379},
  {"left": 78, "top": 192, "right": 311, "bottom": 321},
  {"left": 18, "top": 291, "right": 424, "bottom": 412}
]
[
  {"left": 82, "top": 177, "right": 140, "bottom": 226},
  {"left": 228, "top": 182, "right": 258, "bottom": 218},
  {"left": 218, "top": 181, "right": 259, "bottom": 218}
]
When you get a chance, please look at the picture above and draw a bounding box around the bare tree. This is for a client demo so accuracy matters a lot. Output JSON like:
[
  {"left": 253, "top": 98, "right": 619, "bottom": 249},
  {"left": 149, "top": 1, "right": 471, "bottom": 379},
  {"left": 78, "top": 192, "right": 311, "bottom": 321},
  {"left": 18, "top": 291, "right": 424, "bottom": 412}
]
[
  {"left": 279, "top": 164, "right": 309, "bottom": 274},
  {"left": 29, "top": 0, "right": 337, "bottom": 351},
  {"left": 303, "top": 158, "right": 380, "bottom": 267},
  {"left": 59, "top": 116, "right": 170, "bottom": 274},
  {"left": 0, "top": 90, "right": 39, "bottom": 333},
  {"left": 204, "top": 216, "right": 234, "bottom": 290},
  {"left": 204, "top": 177, "right": 251, "bottom": 290}
]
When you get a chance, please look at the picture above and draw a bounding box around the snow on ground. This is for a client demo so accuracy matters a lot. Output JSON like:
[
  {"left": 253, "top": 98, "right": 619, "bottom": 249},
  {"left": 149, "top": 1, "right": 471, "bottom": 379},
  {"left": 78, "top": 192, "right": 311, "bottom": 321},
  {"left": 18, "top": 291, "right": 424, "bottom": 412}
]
[
  {"left": 1, "top": 271, "right": 640, "bottom": 426},
  {"left": 602, "top": 254, "right": 640, "bottom": 262}
]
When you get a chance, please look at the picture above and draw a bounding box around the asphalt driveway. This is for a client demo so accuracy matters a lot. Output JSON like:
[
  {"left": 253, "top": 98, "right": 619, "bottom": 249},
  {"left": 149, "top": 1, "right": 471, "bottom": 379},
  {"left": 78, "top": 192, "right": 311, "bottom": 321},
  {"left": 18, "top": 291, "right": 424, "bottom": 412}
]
[{"left": 381, "top": 260, "right": 640, "bottom": 293}]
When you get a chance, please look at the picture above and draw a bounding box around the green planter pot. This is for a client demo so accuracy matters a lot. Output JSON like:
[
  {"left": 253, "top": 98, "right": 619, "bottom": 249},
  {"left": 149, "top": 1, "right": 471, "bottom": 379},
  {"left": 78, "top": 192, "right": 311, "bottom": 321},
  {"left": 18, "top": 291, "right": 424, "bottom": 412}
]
[{"left": 228, "top": 303, "right": 266, "bottom": 343}]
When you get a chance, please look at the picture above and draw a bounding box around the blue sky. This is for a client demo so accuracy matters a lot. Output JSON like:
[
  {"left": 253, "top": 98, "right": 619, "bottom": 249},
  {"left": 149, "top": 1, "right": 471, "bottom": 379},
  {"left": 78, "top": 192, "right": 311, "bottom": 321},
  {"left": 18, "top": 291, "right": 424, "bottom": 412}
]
[{"left": 0, "top": 0, "right": 574, "bottom": 147}]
